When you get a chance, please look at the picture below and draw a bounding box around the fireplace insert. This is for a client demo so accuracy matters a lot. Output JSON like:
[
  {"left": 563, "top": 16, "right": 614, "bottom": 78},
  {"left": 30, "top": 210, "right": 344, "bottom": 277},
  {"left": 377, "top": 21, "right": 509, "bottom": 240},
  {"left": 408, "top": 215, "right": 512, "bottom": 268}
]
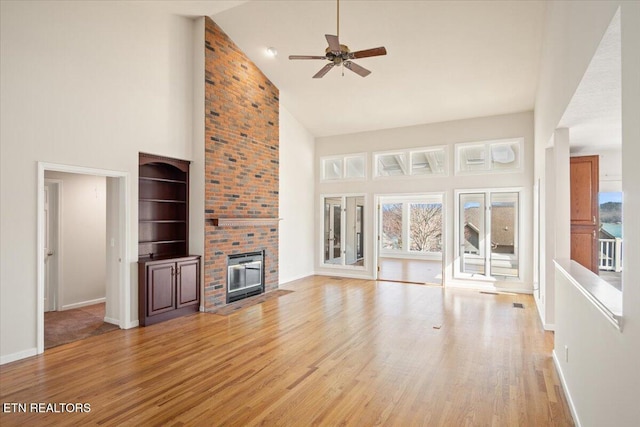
[{"left": 227, "top": 251, "right": 264, "bottom": 303}]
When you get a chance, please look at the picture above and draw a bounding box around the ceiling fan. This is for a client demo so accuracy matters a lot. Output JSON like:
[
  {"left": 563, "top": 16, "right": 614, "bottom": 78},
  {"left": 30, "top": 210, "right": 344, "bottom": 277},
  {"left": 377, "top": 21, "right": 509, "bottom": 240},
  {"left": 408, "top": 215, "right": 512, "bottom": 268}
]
[{"left": 288, "top": 0, "right": 387, "bottom": 78}]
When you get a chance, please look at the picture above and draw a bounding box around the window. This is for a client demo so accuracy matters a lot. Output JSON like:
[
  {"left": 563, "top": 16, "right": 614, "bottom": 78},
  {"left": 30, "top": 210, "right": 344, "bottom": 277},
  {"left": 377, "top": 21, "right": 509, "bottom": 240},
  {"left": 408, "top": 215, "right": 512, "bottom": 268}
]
[
  {"left": 321, "top": 154, "right": 366, "bottom": 181},
  {"left": 411, "top": 149, "right": 446, "bottom": 175},
  {"left": 379, "top": 196, "right": 443, "bottom": 256},
  {"left": 456, "top": 189, "right": 520, "bottom": 279},
  {"left": 374, "top": 147, "right": 447, "bottom": 178},
  {"left": 455, "top": 138, "right": 522, "bottom": 174}
]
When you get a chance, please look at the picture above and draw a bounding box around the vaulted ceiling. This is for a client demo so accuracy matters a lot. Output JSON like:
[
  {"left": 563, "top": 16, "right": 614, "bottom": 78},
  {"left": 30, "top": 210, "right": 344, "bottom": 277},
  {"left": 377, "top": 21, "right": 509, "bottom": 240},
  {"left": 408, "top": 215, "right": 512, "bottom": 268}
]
[{"left": 206, "top": 0, "right": 547, "bottom": 137}]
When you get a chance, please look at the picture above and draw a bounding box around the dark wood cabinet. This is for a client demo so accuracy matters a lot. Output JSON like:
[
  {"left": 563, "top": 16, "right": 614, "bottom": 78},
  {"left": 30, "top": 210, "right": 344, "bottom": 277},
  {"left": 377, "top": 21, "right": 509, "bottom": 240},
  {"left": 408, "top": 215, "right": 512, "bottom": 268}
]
[
  {"left": 138, "top": 153, "right": 200, "bottom": 326},
  {"left": 138, "top": 256, "right": 201, "bottom": 326},
  {"left": 570, "top": 155, "right": 599, "bottom": 273}
]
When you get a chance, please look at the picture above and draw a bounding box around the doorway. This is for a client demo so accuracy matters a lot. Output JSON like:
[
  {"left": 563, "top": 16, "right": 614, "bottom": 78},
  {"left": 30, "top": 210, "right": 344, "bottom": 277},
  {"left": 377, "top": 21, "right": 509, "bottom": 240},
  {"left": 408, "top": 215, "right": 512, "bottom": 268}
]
[
  {"left": 37, "top": 163, "right": 131, "bottom": 354},
  {"left": 376, "top": 194, "right": 444, "bottom": 285}
]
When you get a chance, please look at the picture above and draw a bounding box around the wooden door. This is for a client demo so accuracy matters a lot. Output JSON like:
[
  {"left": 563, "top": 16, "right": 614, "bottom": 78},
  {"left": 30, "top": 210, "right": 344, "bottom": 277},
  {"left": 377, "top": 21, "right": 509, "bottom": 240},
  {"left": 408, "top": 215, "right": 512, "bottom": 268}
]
[
  {"left": 176, "top": 258, "right": 200, "bottom": 308},
  {"left": 147, "top": 262, "right": 175, "bottom": 315},
  {"left": 570, "top": 156, "right": 599, "bottom": 273}
]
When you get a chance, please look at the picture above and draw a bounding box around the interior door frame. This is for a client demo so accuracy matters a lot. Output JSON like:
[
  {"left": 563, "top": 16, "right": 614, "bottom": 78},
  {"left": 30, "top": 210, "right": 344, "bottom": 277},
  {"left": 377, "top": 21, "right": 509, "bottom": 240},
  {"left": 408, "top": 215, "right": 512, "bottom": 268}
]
[
  {"left": 44, "top": 179, "right": 62, "bottom": 312},
  {"left": 37, "top": 162, "right": 131, "bottom": 354}
]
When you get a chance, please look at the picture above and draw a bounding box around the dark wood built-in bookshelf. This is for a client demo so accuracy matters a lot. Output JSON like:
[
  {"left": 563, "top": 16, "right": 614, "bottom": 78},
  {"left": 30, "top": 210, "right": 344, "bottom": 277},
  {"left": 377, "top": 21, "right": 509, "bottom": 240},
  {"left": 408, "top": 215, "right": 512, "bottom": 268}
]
[{"left": 138, "top": 153, "right": 200, "bottom": 326}]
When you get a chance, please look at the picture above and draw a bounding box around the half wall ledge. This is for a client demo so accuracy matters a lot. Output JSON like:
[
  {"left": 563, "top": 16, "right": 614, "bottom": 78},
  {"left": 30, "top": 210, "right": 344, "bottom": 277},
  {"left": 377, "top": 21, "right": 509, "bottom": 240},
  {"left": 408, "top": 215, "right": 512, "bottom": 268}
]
[
  {"left": 554, "top": 259, "right": 623, "bottom": 331},
  {"left": 207, "top": 218, "right": 283, "bottom": 227}
]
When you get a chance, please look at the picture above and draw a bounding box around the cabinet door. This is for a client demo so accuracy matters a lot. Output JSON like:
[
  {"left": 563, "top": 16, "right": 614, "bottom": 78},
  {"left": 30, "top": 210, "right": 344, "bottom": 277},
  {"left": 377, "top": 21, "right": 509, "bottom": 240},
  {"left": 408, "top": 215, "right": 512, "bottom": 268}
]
[
  {"left": 176, "top": 259, "right": 200, "bottom": 308},
  {"left": 147, "top": 263, "right": 175, "bottom": 315},
  {"left": 570, "top": 156, "right": 599, "bottom": 225},
  {"left": 570, "top": 155, "right": 599, "bottom": 273},
  {"left": 571, "top": 225, "right": 598, "bottom": 273}
]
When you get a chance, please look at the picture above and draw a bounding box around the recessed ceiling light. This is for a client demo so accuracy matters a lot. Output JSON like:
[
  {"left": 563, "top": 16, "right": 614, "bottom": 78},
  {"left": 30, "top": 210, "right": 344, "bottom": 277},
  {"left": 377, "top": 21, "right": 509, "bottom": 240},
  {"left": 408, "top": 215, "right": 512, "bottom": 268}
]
[{"left": 266, "top": 47, "right": 278, "bottom": 57}]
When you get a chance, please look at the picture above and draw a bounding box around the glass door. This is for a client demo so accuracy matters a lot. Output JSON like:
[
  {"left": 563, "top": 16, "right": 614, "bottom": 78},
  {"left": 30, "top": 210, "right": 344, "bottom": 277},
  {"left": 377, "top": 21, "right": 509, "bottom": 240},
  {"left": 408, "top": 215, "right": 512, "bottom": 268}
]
[
  {"left": 457, "top": 190, "right": 521, "bottom": 280},
  {"left": 324, "top": 198, "right": 342, "bottom": 264},
  {"left": 460, "top": 193, "right": 486, "bottom": 275},
  {"left": 490, "top": 192, "right": 519, "bottom": 277}
]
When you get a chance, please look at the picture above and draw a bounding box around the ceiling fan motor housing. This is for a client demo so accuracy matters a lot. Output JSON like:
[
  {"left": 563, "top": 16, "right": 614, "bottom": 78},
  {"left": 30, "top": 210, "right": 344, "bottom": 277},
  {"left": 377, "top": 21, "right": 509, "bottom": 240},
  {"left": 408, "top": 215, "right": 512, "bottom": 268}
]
[{"left": 325, "top": 45, "right": 350, "bottom": 64}]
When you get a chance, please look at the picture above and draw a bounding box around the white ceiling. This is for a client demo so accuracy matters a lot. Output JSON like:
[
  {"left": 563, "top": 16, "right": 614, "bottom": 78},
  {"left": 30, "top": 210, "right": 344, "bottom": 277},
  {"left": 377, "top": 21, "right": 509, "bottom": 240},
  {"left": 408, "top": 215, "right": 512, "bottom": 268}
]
[
  {"left": 204, "top": 0, "right": 546, "bottom": 137},
  {"left": 558, "top": 10, "right": 621, "bottom": 154}
]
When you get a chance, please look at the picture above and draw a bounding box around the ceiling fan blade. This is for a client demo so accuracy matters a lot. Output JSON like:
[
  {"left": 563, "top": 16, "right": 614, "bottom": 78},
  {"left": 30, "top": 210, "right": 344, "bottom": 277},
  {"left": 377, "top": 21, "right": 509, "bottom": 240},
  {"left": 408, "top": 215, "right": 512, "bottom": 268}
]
[
  {"left": 349, "top": 46, "right": 387, "bottom": 59},
  {"left": 325, "top": 34, "right": 341, "bottom": 53},
  {"left": 313, "top": 63, "right": 335, "bottom": 79},
  {"left": 344, "top": 61, "right": 371, "bottom": 77},
  {"left": 289, "top": 55, "right": 327, "bottom": 60}
]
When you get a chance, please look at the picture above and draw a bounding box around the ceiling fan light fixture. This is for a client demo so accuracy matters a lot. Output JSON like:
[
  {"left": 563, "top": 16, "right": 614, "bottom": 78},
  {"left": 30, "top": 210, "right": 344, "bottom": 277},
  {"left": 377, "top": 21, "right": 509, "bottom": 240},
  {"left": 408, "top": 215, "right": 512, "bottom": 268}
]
[{"left": 288, "top": 0, "right": 387, "bottom": 78}]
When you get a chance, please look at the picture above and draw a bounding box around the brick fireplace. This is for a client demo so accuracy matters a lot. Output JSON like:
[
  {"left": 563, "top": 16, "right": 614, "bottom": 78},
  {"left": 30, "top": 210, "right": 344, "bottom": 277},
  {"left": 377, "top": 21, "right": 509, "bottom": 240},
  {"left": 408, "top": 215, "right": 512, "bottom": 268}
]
[{"left": 203, "top": 18, "right": 279, "bottom": 310}]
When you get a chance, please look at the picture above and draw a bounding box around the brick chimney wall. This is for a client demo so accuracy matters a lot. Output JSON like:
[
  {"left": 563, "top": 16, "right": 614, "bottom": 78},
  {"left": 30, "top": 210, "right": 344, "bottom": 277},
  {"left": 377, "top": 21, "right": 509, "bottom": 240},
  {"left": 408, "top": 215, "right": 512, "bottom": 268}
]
[{"left": 204, "top": 17, "right": 279, "bottom": 309}]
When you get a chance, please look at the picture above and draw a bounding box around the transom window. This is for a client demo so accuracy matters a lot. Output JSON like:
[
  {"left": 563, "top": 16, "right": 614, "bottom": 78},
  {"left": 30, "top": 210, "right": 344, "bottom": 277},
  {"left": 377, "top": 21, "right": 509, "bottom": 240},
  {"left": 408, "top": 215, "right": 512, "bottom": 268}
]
[
  {"left": 321, "top": 154, "right": 366, "bottom": 181},
  {"left": 374, "top": 147, "right": 447, "bottom": 178},
  {"left": 455, "top": 138, "right": 523, "bottom": 174}
]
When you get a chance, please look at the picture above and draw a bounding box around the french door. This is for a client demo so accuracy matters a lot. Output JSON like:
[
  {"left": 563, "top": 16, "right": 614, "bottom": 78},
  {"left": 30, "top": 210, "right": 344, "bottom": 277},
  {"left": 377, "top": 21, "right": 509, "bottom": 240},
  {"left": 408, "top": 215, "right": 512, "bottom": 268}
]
[{"left": 457, "top": 190, "right": 520, "bottom": 279}]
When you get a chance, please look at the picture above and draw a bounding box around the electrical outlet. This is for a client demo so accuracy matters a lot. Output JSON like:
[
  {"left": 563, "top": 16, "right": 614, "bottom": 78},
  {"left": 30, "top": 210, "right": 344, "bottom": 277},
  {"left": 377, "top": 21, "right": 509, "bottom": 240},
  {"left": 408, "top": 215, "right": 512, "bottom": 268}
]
[{"left": 564, "top": 345, "right": 569, "bottom": 363}]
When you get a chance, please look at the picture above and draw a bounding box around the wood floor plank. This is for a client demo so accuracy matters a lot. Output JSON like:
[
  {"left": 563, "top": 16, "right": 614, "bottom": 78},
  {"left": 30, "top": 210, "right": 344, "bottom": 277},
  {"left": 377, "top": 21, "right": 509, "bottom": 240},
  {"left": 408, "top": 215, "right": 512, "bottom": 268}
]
[{"left": 0, "top": 276, "right": 574, "bottom": 426}]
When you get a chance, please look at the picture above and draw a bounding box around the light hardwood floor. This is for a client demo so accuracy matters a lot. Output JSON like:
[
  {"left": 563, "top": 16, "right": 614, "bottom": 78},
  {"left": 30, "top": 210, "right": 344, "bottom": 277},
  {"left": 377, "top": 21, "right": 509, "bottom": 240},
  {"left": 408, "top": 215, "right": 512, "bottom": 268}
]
[
  {"left": 378, "top": 257, "right": 443, "bottom": 285},
  {"left": 0, "top": 276, "right": 573, "bottom": 426}
]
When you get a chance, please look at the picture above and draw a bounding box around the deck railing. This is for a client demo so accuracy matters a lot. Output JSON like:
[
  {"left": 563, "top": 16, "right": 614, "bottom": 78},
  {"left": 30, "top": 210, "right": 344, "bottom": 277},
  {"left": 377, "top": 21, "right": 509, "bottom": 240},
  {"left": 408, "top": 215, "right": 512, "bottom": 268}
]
[{"left": 599, "top": 238, "right": 623, "bottom": 272}]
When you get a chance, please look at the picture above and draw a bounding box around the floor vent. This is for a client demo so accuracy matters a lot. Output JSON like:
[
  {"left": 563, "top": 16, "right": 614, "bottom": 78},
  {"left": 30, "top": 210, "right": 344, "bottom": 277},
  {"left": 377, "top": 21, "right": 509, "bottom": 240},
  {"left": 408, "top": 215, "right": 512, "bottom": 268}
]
[
  {"left": 513, "top": 303, "right": 524, "bottom": 309},
  {"left": 480, "top": 291, "right": 499, "bottom": 295}
]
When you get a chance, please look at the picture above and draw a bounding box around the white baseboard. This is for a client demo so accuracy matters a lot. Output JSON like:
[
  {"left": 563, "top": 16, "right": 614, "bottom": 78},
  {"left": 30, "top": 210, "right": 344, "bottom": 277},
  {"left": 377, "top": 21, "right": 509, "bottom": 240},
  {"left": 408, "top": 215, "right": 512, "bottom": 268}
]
[
  {"left": 314, "top": 271, "right": 374, "bottom": 280},
  {"left": 552, "top": 350, "right": 581, "bottom": 427},
  {"left": 533, "top": 298, "right": 555, "bottom": 330},
  {"left": 444, "top": 280, "right": 533, "bottom": 294},
  {"left": 123, "top": 320, "right": 139, "bottom": 329},
  {"left": 279, "top": 273, "right": 314, "bottom": 285},
  {"left": 61, "top": 297, "right": 106, "bottom": 311},
  {"left": 103, "top": 316, "right": 120, "bottom": 326},
  {"left": 1, "top": 347, "right": 37, "bottom": 365}
]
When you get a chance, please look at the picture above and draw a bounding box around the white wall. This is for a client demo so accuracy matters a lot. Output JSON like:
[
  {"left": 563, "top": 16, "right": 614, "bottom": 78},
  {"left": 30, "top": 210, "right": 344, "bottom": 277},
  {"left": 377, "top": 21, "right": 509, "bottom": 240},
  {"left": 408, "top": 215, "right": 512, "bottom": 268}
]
[
  {"left": 279, "top": 104, "right": 315, "bottom": 283},
  {"left": 0, "top": 1, "right": 202, "bottom": 361},
  {"left": 533, "top": 0, "right": 623, "bottom": 326},
  {"left": 535, "top": 2, "right": 640, "bottom": 425},
  {"left": 315, "top": 111, "right": 534, "bottom": 293},
  {"left": 45, "top": 172, "right": 107, "bottom": 309},
  {"left": 571, "top": 147, "right": 622, "bottom": 193}
]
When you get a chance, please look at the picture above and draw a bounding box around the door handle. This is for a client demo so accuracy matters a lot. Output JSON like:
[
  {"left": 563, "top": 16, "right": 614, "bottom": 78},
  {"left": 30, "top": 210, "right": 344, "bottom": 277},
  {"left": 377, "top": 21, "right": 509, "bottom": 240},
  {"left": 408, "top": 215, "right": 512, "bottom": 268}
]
[{"left": 47, "top": 251, "right": 54, "bottom": 257}]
